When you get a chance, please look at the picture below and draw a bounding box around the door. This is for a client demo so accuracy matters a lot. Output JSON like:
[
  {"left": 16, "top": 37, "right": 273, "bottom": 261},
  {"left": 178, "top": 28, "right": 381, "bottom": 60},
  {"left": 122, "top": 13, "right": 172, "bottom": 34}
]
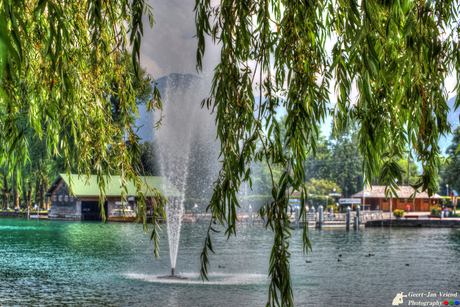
[{"left": 81, "top": 201, "right": 107, "bottom": 221}]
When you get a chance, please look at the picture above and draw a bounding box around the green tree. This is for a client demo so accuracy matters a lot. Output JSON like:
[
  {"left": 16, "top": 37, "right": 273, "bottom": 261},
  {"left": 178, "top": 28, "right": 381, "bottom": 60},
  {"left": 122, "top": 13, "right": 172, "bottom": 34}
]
[
  {"left": 252, "top": 161, "right": 282, "bottom": 196},
  {"left": 109, "top": 58, "right": 154, "bottom": 138},
  {"left": 1, "top": 1, "right": 459, "bottom": 306},
  {"left": 305, "top": 178, "right": 341, "bottom": 196},
  {"left": 0, "top": 165, "right": 11, "bottom": 209},
  {"left": 195, "top": 0, "right": 458, "bottom": 305},
  {"left": 396, "top": 157, "right": 420, "bottom": 187},
  {"left": 105, "top": 54, "right": 156, "bottom": 175},
  {"left": 0, "top": 1, "right": 166, "bottom": 255},
  {"left": 304, "top": 133, "right": 333, "bottom": 182},
  {"left": 443, "top": 128, "right": 460, "bottom": 194},
  {"left": 329, "top": 122, "right": 363, "bottom": 197},
  {"left": 138, "top": 142, "right": 160, "bottom": 176}
]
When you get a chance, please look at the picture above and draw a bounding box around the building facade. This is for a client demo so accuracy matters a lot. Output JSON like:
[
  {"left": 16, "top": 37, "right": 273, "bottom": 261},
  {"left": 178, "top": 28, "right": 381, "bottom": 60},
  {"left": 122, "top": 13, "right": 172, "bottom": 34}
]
[
  {"left": 46, "top": 174, "right": 181, "bottom": 221},
  {"left": 352, "top": 186, "right": 442, "bottom": 212}
]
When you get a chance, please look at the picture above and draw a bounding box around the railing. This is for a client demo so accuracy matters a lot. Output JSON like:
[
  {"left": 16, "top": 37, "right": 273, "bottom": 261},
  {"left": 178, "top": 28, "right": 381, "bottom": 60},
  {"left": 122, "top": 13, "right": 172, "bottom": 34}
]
[
  {"left": 322, "top": 210, "right": 384, "bottom": 222},
  {"left": 323, "top": 212, "right": 354, "bottom": 222},
  {"left": 280, "top": 209, "right": 385, "bottom": 226},
  {"left": 305, "top": 212, "right": 317, "bottom": 221},
  {"left": 359, "top": 211, "right": 384, "bottom": 222}
]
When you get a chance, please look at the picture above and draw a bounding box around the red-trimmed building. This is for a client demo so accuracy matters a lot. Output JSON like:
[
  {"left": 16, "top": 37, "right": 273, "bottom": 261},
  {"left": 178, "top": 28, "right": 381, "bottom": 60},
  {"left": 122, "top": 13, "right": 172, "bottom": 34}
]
[{"left": 352, "top": 186, "right": 443, "bottom": 212}]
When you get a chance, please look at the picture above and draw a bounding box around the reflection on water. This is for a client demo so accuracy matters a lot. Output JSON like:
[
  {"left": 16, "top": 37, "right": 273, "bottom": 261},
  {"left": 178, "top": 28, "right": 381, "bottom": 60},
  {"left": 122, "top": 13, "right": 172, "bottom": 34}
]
[
  {"left": 0, "top": 218, "right": 460, "bottom": 306},
  {"left": 125, "top": 272, "right": 269, "bottom": 285}
]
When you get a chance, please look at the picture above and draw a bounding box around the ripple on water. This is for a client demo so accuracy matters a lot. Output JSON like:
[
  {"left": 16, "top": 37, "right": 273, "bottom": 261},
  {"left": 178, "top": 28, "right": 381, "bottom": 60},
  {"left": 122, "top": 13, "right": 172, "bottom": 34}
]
[
  {"left": 1, "top": 218, "right": 460, "bottom": 306},
  {"left": 124, "top": 272, "right": 269, "bottom": 285}
]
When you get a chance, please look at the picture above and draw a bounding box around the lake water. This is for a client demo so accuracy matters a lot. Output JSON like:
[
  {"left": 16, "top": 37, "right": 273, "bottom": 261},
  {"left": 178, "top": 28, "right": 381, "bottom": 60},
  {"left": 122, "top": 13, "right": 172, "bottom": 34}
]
[{"left": 1, "top": 218, "right": 459, "bottom": 306}]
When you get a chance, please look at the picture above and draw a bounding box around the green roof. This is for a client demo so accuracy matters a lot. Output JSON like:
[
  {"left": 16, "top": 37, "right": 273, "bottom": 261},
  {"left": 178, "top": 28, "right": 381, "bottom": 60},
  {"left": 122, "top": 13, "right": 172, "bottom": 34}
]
[{"left": 57, "top": 174, "right": 182, "bottom": 198}]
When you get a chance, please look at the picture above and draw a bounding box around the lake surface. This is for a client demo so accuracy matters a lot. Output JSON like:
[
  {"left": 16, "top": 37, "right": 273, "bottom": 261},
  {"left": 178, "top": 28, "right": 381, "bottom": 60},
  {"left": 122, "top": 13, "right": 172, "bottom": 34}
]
[{"left": 0, "top": 218, "right": 459, "bottom": 306}]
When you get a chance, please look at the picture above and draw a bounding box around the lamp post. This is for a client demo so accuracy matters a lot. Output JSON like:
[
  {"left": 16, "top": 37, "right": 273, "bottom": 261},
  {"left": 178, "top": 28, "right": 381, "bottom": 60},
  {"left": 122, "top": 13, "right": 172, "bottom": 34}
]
[
  {"left": 390, "top": 179, "right": 398, "bottom": 223},
  {"left": 363, "top": 177, "right": 370, "bottom": 212},
  {"left": 446, "top": 184, "right": 450, "bottom": 215},
  {"left": 326, "top": 187, "right": 337, "bottom": 208},
  {"left": 363, "top": 184, "right": 366, "bottom": 212}
]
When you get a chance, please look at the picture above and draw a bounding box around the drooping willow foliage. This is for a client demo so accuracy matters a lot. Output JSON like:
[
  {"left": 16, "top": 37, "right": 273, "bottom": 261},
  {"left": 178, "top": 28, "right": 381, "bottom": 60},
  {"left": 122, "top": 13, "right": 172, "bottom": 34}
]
[
  {"left": 0, "top": 0, "right": 165, "bottom": 256},
  {"left": 1, "top": 0, "right": 460, "bottom": 305},
  {"left": 195, "top": 0, "right": 459, "bottom": 305}
]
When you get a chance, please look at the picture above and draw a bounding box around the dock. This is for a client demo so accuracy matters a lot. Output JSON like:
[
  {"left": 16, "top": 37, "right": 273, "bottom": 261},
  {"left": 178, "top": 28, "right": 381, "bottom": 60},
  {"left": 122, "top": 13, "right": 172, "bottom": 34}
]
[
  {"left": 366, "top": 218, "right": 460, "bottom": 227},
  {"left": 234, "top": 210, "right": 383, "bottom": 228}
]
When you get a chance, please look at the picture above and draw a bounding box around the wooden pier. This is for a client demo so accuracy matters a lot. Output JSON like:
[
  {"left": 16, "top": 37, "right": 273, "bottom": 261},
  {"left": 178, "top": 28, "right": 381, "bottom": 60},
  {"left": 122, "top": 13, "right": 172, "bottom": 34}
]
[{"left": 366, "top": 218, "right": 460, "bottom": 228}]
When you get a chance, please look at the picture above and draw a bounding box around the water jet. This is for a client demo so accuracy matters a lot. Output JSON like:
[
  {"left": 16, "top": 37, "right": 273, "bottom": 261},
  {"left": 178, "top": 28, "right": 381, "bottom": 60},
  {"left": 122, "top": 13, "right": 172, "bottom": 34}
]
[
  {"left": 157, "top": 268, "right": 189, "bottom": 280},
  {"left": 154, "top": 73, "right": 219, "bottom": 279}
]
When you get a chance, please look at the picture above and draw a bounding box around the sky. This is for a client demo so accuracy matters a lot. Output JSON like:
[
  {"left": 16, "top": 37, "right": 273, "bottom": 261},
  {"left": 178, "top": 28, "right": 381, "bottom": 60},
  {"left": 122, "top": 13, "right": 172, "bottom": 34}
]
[
  {"left": 138, "top": 0, "right": 458, "bottom": 142},
  {"left": 139, "top": 0, "right": 219, "bottom": 79}
]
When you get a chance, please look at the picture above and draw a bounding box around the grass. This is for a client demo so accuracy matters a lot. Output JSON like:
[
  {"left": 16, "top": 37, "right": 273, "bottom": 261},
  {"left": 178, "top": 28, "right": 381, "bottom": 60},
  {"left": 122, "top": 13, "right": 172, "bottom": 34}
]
[{"left": 0, "top": 209, "right": 48, "bottom": 214}]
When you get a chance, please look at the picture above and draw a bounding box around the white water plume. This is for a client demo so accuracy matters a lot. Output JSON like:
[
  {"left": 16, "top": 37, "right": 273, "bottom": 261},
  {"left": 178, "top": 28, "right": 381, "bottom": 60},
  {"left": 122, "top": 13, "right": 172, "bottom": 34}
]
[
  {"left": 125, "top": 272, "right": 269, "bottom": 285},
  {"left": 154, "top": 73, "right": 219, "bottom": 271},
  {"left": 164, "top": 198, "right": 184, "bottom": 269}
]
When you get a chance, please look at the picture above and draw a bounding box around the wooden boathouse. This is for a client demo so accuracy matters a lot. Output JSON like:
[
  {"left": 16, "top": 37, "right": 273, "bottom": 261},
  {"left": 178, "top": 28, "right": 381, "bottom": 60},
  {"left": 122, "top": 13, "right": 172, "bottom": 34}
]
[
  {"left": 352, "top": 186, "right": 443, "bottom": 212},
  {"left": 45, "top": 174, "right": 181, "bottom": 221}
]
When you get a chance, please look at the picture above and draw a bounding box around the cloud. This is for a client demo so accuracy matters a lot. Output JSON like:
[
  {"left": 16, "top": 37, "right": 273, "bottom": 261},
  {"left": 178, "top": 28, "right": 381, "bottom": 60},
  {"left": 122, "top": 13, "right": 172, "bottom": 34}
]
[
  {"left": 140, "top": 0, "right": 220, "bottom": 78},
  {"left": 140, "top": 0, "right": 200, "bottom": 77},
  {"left": 140, "top": 52, "right": 163, "bottom": 79}
]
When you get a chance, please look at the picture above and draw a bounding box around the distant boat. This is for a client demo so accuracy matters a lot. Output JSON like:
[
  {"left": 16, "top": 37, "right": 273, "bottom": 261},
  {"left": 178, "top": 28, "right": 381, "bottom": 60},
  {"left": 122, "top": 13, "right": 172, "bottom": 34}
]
[
  {"left": 29, "top": 215, "right": 47, "bottom": 219},
  {"left": 107, "top": 209, "right": 137, "bottom": 222},
  {"left": 182, "top": 217, "right": 196, "bottom": 223}
]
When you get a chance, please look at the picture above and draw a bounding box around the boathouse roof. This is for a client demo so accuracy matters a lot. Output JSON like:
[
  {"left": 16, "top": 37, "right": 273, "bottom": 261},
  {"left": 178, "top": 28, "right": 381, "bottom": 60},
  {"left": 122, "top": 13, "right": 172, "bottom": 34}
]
[
  {"left": 46, "top": 174, "right": 182, "bottom": 198},
  {"left": 352, "top": 186, "right": 443, "bottom": 199}
]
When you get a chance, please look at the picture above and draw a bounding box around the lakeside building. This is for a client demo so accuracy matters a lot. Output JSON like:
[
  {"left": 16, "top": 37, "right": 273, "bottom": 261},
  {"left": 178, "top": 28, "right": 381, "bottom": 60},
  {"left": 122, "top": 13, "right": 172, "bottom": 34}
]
[
  {"left": 45, "top": 174, "right": 181, "bottom": 221},
  {"left": 352, "top": 186, "right": 443, "bottom": 212}
]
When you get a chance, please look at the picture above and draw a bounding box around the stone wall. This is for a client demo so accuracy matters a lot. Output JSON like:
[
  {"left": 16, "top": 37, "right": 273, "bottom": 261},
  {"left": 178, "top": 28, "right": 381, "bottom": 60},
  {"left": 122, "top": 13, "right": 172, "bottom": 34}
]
[
  {"left": 107, "top": 200, "right": 135, "bottom": 217},
  {"left": 366, "top": 219, "right": 460, "bottom": 228},
  {"left": 0, "top": 212, "right": 48, "bottom": 218},
  {"left": 49, "top": 180, "right": 80, "bottom": 220}
]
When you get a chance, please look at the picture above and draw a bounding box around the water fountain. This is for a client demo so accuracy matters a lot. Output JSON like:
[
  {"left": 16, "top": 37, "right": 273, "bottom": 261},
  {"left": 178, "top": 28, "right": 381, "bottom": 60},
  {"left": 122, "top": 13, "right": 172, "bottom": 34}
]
[{"left": 154, "top": 73, "right": 219, "bottom": 279}]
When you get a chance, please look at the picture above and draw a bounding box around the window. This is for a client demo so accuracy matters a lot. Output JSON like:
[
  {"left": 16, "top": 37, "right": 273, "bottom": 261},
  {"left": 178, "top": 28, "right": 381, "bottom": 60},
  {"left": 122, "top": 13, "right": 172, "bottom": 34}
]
[
  {"left": 58, "top": 195, "right": 62, "bottom": 202},
  {"left": 64, "top": 196, "right": 68, "bottom": 202},
  {"left": 424, "top": 199, "right": 429, "bottom": 203},
  {"left": 70, "top": 195, "right": 74, "bottom": 202},
  {"left": 52, "top": 195, "right": 56, "bottom": 202}
]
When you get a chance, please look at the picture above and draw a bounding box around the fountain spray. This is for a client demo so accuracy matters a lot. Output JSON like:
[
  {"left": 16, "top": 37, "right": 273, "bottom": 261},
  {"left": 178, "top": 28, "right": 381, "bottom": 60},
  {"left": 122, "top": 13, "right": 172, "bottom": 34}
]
[{"left": 155, "top": 73, "right": 219, "bottom": 279}]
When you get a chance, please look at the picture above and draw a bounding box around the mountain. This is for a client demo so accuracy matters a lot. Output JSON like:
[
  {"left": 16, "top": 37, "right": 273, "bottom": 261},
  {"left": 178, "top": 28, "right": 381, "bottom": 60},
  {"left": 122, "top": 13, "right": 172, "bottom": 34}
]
[
  {"left": 136, "top": 76, "right": 458, "bottom": 154},
  {"left": 439, "top": 95, "right": 459, "bottom": 154},
  {"left": 135, "top": 73, "right": 201, "bottom": 143},
  {"left": 155, "top": 73, "right": 201, "bottom": 93}
]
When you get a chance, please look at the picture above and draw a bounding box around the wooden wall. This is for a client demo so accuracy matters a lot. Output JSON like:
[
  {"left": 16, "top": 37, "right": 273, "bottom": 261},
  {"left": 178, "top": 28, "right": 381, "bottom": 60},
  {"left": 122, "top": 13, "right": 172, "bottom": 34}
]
[
  {"left": 50, "top": 180, "right": 76, "bottom": 214},
  {"left": 360, "top": 197, "right": 439, "bottom": 212}
]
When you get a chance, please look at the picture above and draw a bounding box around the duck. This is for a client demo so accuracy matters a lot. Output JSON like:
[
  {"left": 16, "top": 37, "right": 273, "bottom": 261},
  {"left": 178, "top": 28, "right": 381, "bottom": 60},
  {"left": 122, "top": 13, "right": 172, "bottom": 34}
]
[
  {"left": 338, "top": 254, "right": 342, "bottom": 257},
  {"left": 218, "top": 265, "right": 226, "bottom": 268},
  {"left": 405, "top": 264, "right": 410, "bottom": 266},
  {"left": 338, "top": 259, "right": 342, "bottom": 262},
  {"left": 306, "top": 260, "right": 312, "bottom": 263}
]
